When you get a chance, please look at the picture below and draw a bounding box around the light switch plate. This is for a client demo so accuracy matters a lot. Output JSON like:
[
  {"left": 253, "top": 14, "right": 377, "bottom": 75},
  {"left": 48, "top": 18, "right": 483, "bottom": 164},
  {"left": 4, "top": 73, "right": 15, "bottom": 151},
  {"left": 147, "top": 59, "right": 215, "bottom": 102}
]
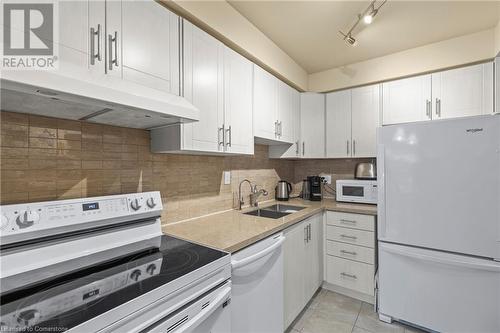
[{"left": 223, "top": 171, "right": 231, "bottom": 185}]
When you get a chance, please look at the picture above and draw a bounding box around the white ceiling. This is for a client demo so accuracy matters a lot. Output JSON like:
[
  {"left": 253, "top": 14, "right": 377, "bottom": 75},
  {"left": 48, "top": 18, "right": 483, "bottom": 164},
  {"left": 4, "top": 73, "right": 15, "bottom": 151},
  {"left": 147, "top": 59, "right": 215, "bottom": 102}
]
[{"left": 228, "top": 1, "right": 500, "bottom": 74}]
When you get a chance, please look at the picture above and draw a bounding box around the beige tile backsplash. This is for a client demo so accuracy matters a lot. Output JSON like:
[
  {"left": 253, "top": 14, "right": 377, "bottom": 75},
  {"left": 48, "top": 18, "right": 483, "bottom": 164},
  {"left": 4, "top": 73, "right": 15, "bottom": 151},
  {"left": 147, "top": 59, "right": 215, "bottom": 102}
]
[{"left": 0, "top": 111, "right": 367, "bottom": 224}]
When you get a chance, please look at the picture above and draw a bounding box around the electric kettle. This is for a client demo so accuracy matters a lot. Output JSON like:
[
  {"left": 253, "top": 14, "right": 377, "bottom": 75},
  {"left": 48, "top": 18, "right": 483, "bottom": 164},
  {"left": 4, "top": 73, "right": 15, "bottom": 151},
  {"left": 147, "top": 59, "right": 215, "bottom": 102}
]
[{"left": 275, "top": 180, "right": 292, "bottom": 201}]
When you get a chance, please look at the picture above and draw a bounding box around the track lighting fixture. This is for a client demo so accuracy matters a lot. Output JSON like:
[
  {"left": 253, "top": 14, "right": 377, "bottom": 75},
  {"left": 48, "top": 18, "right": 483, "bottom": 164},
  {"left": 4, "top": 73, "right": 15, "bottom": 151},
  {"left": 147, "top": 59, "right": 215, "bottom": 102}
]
[{"left": 339, "top": 0, "right": 387, "bottom": 46}]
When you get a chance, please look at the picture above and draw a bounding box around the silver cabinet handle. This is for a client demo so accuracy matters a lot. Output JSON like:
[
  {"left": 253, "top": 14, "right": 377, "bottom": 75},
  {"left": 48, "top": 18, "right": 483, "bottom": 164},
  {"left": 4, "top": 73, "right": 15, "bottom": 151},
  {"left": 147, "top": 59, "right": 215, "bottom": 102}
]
[
  {"left": 218, "top": 125, "right": 225, "bottom": 148},
  {"left": 90, "top": 24, "right": 101, "bottom": 65},
  {"left": 274, "top": 121, "right": 278, "bottom": 137},
  {"left": 278, "top": 121, "right": 282, "bottom": 136},
  {"left": 346, "top": 140, "right": 349, "bottom": 155},
  {"left": 304, "top": 226, "right": 308, "bottom": 243},
  {"left": 425, "top": 99, "right": 431, "bottom": 119},
  {"left": 340, "top": 250, "right": 357, "bottom": 256},
  {"left": 352, "top": 140, "right": 356, "bottom": 156},
  {"left": 302, "top": 141, "right": 305, "bottom": 156},
  {"left": 340, "top": 272, "right": 357, "bottom": 279},
  {"left": 308, "top": 224, "right": 311, "bottom": 241},
  {"left": 108, "top": 31, "right": 118, "bottom": 70},
  {"left": 340, "top": 219, "right": 356, "bottom": 225},
  {"left": 226, "top": 125, "right": 232, "bottom": 147},
  {"left": 436, "top": 98, "right": 441, "bottom": 117},
  {"left": 295, "top": 140, "right": 299, "bottom": 155},
  {"left": 340, "top": 234, "right": 357, "bottom": 240}
]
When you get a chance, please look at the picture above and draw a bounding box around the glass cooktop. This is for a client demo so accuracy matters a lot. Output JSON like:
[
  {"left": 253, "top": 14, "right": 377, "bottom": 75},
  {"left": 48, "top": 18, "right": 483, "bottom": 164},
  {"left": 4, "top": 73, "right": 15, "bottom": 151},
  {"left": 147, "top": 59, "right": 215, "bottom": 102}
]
[{"left": 0, "top": 235, "right": 228, "bottom": 332}]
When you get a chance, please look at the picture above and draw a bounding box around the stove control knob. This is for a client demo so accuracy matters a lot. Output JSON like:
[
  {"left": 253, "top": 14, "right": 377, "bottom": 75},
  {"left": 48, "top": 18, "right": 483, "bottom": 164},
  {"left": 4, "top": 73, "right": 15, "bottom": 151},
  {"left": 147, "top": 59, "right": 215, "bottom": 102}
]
[
  {"left": 16, "top": 210, "right": 39, "bottom": 229},
  {"left": 1, "top": 214, "right": 9, "bottom": 230},
  {"left": 146, "top": 197, "right": 156, "bottom": 209},
  {"left": 130, "top": 269, "right": 142, "bottom": 282},
  {"left": 130, "top": 199, "right": 142, "bottom": 211},
  {"left": 146, "top": 264, "right": 157, "bottom": 275},
  {"left": 17, "top": 309, "right": 40, "bottom": 327}
]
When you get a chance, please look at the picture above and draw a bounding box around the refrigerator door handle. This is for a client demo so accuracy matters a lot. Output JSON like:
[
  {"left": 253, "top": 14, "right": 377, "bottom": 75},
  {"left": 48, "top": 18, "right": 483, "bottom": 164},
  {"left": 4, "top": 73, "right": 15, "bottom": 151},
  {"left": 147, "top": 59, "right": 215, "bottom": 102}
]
[
  {"left": 377, "top": 143, "right": 386, "bottom": 238},
  {"left": 380, "top": 243, "right": 500, "bottom": 272}
]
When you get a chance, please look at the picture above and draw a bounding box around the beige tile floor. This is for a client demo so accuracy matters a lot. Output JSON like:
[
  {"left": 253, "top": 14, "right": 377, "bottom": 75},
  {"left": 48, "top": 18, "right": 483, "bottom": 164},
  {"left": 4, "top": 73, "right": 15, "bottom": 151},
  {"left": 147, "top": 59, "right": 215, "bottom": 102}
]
[{"left": 286, "top": 289, "right": 426, "bottom": 333}]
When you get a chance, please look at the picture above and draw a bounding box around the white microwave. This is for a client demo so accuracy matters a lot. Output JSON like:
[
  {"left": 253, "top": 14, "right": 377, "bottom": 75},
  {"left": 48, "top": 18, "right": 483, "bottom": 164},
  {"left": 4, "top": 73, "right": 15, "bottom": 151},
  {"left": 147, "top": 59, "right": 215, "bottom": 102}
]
[{"left": 336, "top": 179, "right": 378, "bottom": 204}]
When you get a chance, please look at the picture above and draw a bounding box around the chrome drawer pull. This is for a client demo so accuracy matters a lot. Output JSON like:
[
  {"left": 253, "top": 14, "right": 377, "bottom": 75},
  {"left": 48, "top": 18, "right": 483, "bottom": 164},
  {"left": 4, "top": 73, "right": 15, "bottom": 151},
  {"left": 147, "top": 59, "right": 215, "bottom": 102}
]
[
  {"left": 340, "top": 250, "right": 357, "bottom": 256},
  {"left": 340, "top": 219, "right": 356, "bottom": 224},
  {"left": 340, "top": 234, "right": 357, "bottom": 240},
  {"left": 340, "top": 272, "right": 357, "bottom": 279}
]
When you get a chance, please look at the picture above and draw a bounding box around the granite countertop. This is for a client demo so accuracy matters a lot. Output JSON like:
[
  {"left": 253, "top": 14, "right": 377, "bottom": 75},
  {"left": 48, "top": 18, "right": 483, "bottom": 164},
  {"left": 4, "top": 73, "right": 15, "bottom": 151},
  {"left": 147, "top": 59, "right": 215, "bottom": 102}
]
[{"left": 163, "top": 198, "right": 377, "bottom": 253}]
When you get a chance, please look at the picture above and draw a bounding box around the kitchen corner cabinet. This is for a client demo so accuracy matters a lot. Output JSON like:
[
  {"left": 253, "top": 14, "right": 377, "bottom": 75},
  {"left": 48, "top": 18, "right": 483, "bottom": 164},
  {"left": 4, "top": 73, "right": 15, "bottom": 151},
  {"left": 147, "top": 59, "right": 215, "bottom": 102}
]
[
  {"left": 253, "top": 65, "right": 295, "bottom": 144},
  {"left": 284, "top": 214, "right": 323, "bottom": 329},
  {"left": 300, "top": 93, "right": 326, "bottom": 158},
  {"left": 151, "top": 21, "right": 253, "bottom": 155},
  {"left": 382, "top": 62, "right": 493, "bottom": 125},
  {"left": 326, "top": 84, "right": 380, "bottom": 158}
]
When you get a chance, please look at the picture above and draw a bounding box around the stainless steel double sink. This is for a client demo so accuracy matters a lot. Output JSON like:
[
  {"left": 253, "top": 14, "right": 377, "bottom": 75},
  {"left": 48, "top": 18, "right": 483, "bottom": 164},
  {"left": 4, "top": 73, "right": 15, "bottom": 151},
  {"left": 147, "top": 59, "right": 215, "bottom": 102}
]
[{"left": 243, "top": 204, "right": 306, "bottom": 219}]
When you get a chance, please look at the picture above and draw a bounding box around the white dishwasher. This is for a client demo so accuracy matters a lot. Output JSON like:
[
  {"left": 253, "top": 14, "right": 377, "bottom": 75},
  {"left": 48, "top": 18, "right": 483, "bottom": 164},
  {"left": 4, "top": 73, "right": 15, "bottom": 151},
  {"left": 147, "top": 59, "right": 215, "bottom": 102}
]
[{"left": 230, "top": 232, "right": 285, "bottom": 333}]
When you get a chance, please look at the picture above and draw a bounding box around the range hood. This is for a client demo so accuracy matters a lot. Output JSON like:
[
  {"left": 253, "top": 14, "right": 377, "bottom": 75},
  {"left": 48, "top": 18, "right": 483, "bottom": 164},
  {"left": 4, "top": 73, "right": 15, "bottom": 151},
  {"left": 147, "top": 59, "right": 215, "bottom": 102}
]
[{"left": 0, "top": 70, "right": 199, "bottom": 129}]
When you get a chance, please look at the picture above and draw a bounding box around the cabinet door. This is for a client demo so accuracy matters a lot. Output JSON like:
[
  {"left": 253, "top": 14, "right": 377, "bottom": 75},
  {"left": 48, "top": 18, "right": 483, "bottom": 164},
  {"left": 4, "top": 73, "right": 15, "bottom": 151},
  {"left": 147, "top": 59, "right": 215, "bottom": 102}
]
[
  {"left": 382, "top": 75, "right": 432, "bottom": 125},
  {"left": 283, "top": 220, "right": 307, "bottom": 329},
  {"left": 253, "top": 65, "right": 278, "bottom": 140},
  {"left": 305, "top": 215, "right": 323, "bottom": 300},
  {"left": 432, "top": 63, "right": 494, "bottom": 119},
  {"left": 223, "top": 47, "right": 254, "bottom": 155},
  {"left": 277, "top": 81, "right": 294, "bottom": 143},
  {"left": 326, "top": 90, "right": 352, "bottom": 158},
  {"left": 56, "top": 0, "right": 105, "bottom": 76},
  {"left": 182, "top": 21, "right": 224, "bottom": 152},
  {"left": 120, "top": 0, "right": 180, "bottom": 93},
  {"left": 351, "top": 84, "right": 380, "bottom": 158},
  {"left": 300, "top": 93, "right": 325, "bottom": 158}
]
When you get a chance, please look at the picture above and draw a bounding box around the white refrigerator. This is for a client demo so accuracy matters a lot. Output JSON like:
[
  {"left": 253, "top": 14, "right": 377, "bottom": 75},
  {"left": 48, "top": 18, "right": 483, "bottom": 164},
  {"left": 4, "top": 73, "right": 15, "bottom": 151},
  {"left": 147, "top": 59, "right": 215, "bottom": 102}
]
[{"left": 377, "top": 115, "right": 500, "bottom": 333}]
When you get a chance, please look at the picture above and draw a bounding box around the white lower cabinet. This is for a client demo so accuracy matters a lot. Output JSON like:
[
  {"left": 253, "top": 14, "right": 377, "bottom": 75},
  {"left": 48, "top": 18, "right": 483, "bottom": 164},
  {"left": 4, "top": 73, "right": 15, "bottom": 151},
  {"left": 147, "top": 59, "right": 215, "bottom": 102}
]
[
  {"left": 324, "top": 211, "right": 376, "bottom": 302},
  {"left": 283, "top": 213, "right": 323, "bottom": 329}
]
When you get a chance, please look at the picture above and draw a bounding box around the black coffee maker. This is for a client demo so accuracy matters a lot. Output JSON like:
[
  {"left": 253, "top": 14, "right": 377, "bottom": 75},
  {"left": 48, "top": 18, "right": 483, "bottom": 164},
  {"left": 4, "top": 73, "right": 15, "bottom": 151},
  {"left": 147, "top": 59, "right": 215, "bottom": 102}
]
[{"left": 307, "top": 176, "right": 322, "bottom": 201}]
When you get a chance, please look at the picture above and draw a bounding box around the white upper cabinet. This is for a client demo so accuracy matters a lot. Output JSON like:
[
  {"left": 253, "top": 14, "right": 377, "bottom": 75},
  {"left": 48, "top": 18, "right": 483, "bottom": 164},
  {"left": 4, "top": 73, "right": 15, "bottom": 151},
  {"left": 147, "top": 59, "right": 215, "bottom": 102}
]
[
  {"left": 151, "top": 21, "right": 253, "bottom": 155},
  {"left": 382, "top": 75, "right": 432, "bottom": 125},
  {"left": 254, "top": 65, "right": 279, "bottom": 140},
  {"left": 277, "top": 81, "right": 295, "bottom": 143},
  {"left": 119, "top": 0, "right": 180, "bottom": 94},
  {"left": 223, "top": 47, "right": 254, "bottom": 155},
  {"left": 253, "top": 65, "right": 295, "bottom": 144},
  {"left": 300, "top": 93, "right": 325, "bottom": 158},
  {"left": 351, "top": 84, "right": 380, "bottom": 158},
  {"left": 431, "top": 62, "right": 493, "bottom": 119},
  {"left": 182, "top": 21, "right": 224, "bottom": 153},
  {"left": 326, "top": 90, "right": 351, "bottom": 158}
]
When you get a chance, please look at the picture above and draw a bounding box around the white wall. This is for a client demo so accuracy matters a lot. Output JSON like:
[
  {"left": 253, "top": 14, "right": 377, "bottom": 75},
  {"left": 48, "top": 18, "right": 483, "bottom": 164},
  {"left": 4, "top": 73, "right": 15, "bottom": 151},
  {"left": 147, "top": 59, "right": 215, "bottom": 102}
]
[{"left": 308, "top": 29, "right": 496, "bottom": 92}]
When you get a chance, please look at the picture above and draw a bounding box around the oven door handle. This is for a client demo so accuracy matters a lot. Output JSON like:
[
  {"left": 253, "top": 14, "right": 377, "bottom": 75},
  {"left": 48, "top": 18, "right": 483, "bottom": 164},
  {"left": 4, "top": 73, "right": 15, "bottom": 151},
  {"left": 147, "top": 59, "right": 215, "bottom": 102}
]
[{"left": 177, "top": 285, "right": 231, "bottom": 333}]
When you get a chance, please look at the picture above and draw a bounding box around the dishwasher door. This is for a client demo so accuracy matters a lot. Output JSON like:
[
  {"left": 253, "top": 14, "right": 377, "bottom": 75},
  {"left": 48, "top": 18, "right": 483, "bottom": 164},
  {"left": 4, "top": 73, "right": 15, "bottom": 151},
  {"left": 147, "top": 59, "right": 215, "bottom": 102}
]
[{"left": 230, "top": 232, "right": 285, "bottom": 333}]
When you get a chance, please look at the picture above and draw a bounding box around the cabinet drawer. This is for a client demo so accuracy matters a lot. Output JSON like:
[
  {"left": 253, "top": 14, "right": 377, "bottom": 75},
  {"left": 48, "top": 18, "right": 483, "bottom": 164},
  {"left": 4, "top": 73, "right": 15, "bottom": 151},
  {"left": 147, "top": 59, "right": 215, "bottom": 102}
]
[
  {"left": 326, "top": 255, "right": 374, "bottom": 295},
  {"left": 326, "top": 225, "right": 374, "bottom": 248},
  {"left": 327, "top": 211, "right": 375, "bottom": 231},
  {"left": 326, "top": 241, "right": 374, "bottom": 264}
]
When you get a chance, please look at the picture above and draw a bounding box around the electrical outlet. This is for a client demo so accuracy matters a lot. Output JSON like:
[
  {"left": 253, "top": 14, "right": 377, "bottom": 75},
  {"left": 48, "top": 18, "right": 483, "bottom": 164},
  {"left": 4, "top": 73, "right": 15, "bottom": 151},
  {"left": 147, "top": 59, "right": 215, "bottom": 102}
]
[
  {"left": 223, "top": 171, "right": 231, "bottom": 185},
  {"left": 321, "top": 174, "right": 332, "bottom": 184}
]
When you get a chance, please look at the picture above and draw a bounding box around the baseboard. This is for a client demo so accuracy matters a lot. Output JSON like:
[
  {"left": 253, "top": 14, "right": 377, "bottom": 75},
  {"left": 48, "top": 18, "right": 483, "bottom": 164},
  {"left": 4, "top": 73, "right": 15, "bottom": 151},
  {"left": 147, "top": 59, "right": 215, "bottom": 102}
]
[{"left": 322, "top": 281, "right": 375, "bottom": 304}]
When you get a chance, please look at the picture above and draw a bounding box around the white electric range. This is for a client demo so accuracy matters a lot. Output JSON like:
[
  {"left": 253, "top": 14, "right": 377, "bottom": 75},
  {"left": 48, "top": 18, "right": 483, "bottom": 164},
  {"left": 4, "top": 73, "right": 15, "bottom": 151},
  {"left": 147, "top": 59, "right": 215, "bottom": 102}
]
[{"left": 0, "top": 192, "right": 231, "bottom": 333}]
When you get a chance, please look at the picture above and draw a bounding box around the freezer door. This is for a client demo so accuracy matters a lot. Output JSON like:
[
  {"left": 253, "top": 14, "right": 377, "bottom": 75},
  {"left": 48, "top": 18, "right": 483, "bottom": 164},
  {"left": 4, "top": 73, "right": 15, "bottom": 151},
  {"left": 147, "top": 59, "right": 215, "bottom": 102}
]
[
  {"left": 377, "top": 115, "right": 500, "bottom": 258},
  {"left": 378, "top": 242, "right": 500, "bottom": 333}
]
